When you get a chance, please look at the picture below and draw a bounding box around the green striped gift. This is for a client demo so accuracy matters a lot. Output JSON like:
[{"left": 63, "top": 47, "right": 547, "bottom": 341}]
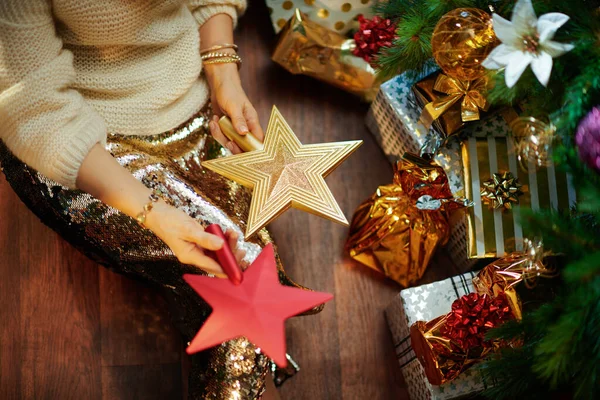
[{"left": 462, "top": 131, "right": 576, "bottom": 258}]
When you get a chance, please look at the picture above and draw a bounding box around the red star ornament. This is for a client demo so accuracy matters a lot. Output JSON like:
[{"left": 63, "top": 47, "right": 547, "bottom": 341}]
[{"left": 183, "top": 237, "right": 333, "bottom": 367}]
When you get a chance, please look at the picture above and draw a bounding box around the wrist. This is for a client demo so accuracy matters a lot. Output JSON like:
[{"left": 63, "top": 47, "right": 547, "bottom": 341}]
[
  {"left": 142, "top": 200, "right": 170, "bottom": 236},
  {"left": 204, "top": 62, "right": 240, "bottom": 87}
]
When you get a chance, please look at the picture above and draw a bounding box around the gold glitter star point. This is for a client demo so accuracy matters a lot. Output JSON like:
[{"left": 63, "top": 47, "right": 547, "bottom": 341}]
[{"left": 202, "top": 106, "right": 362, "bottom": 238}]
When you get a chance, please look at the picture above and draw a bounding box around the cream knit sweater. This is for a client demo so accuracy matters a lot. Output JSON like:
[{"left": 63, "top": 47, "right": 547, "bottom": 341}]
[{"left": 0, "top": 0, "right": 245, "bottom": 188}]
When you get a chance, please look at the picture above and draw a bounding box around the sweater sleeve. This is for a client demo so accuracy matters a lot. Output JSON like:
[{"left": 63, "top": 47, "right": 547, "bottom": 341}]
[
  {"left": 0, "top": 0, "right": 107, "bottom": 189},
  {"left": 187, "top": 0, "right": 247, "bottom": 28}
]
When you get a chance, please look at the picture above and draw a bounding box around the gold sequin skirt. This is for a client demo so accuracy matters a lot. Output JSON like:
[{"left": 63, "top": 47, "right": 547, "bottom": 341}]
[{"left": 0, "top": 105, "right": 319, "bottom": 399}]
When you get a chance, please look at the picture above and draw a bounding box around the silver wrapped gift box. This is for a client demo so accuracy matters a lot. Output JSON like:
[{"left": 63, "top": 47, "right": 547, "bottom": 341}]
[{"left": 385, "top": 271, "right": 490, "bottom": 400}]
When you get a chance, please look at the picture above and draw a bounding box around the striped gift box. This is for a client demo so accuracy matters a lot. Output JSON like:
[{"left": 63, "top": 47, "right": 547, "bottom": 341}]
[
  {"left": 385, "top": 272, "right": 488, "bottom": 400},
  {"left": 462, "top": 129, "right": 577, "bottom": 258}
]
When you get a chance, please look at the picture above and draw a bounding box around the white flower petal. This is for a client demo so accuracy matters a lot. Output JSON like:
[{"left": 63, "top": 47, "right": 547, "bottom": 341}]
[
  {"left": 543, "top": 40, "right": 575, "bottom": 58},
  {"left": 482, "top": 58, "right": 503, "bottom": 70},
  {"left": 537, "top": 13, "right": 570, "bottom": 42},
  {"left": 505, "top": 51, "right": 533, "bottom": 88},
  {"left": 492, "top": 14, "right": 519, "bottom": 47},
  {"left": 511, "top": 0, "right": 537, "bottom": 35},
  {"left": 530, "top": 52, "right": 553, "bottom": 86},
  {"left": 482, "top": 44, "right": 515, "bottom": 69}
]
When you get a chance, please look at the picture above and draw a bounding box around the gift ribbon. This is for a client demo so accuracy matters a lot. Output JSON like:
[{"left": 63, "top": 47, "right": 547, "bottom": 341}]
[{"left": 420, "top": 74, "right": 490, "bottom": 130}]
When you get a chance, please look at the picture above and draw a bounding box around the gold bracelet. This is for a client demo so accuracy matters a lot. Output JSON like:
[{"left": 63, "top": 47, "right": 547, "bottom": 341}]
[
  {"left": 201, "top": 52, "right": 242, "bottom": 62},
  {"left": 136, "top": 190, "right": 160, "bottom": 226},
  {"left": 203, "top": 57, "right": 242, "bottom": 68},
  {"left": 200, "top": 43, "right": 238, "bottom": 54}
]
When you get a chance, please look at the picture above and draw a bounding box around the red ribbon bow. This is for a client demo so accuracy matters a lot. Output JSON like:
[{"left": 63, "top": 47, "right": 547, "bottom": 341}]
[
  {"left": 352, "top": 15, "right": 397, "bottom": 64},
  {"left": 440, "top": 292, "right": 513, "bottom": 352}
]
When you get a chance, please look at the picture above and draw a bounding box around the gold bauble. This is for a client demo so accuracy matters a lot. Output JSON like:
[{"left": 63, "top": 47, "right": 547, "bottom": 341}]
[
  {"left": 510, "top": 116, "right": 556, "bottom": 170},
  {"left": 431, "top": 8, "right": 497, "bottom": 81}
]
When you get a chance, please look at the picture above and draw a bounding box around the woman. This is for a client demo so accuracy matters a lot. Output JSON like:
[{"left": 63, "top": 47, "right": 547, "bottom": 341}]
[{"left": 0, "top": 1, "right": 318, "bottom": 398}]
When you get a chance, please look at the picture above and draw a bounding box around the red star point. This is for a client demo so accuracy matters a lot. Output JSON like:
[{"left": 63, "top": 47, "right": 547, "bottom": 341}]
[{"left": 183, "top": 244, "right": 333, "bottom": 367}]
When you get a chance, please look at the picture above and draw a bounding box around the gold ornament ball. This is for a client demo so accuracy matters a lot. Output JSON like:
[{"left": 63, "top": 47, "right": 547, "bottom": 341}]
[{"left": 431, "top": 8, "right": 497, "bottom": 81}]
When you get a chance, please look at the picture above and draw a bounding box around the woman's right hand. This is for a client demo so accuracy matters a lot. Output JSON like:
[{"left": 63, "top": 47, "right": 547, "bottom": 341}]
[
  {"left": 77, "top": 145, "right": 247, "bottom": 277},
  {"left": 145, "top": 201, "right": 243, "bottom": 277}
]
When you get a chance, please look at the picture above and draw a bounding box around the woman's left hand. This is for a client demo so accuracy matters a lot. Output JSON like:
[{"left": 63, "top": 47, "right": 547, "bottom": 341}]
[{"left": 204, "top": 62, "right": 264, "bottom": 154}]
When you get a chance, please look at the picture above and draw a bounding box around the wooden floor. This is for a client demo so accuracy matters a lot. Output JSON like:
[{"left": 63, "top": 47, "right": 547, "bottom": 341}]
[{"left": 0, "top": 3, "right": 465, "bottom": 399}]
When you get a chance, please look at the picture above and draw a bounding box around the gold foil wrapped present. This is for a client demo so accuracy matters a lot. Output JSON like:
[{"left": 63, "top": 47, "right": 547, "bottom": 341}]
[
  {"left": 272, "top": 9, "right": 379, "bottom": 102},
  {"left": 410, "top": 292, "right": 515, "bottom": 385},
  {"left": 472, "top": 239, "right": 553, "bottom": 320},
  {"left": 413, "top": 71, "right": 490, "bottom": 138},
  {"left": 410, "top": 242, "right": 553, "bottom": 385},
  {"left": 462, "top": 132, "right": 577, "bottom": 258},
  {"left": 345, "top": 153, "right": 471, "bottom": 286}
]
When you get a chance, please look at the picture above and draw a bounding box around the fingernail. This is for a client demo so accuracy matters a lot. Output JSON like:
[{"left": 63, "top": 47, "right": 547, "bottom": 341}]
[
  {"left": 212, "top": 237, "right": 224, "bottom": 247},
  {"left": 226, "top": 142, "right": 234, "bottom": 151},
  {"left": 238, "top": 125, "right": 248, "bottom": 134},
  {"left": 209, "top": 121, "right": 216, "bottom": 131},
  {"left": 206, "top": 270, "right": 226, "bottom": 279}
]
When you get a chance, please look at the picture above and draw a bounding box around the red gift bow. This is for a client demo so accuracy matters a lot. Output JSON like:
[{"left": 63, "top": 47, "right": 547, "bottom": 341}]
[
  {"left": 440, "top": 292, "right": 513, "bottom": 352},
  {"left": 352, "top": 14, "right": 397, "bottom": 64}
]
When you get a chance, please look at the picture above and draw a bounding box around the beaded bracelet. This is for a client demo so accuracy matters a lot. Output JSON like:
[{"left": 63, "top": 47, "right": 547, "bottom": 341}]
[
  {"left": 136, "top": 190, "right": 161, "bottom": 226},
  {"left": 203, "top": 56, "right": 242, "bottom": 69},
  {"left": 201, "top": 52, "right": 242, "bottom": 62}
]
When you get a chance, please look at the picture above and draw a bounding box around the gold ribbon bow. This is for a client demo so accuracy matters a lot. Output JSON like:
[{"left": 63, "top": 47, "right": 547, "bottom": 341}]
[
  {"left": 481, "top": 171, "right": 524, "bottom": 210},
  {"left": 420, "top": 74, "right": 490, "bottom": 130}
]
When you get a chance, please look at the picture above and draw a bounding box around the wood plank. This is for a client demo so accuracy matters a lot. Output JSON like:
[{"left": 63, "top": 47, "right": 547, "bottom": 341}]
[
  {"left": 99, "top": 269, "right": 181, "bottom": 367},
  {"left": 2, "top": 180, "right": 103, "bottom": 399},
  {"left": 0, "top": 175, "right": 23, "bottom": 400},
  {"left": 101, "top": 364, "right": 182, "bottom": 400}
]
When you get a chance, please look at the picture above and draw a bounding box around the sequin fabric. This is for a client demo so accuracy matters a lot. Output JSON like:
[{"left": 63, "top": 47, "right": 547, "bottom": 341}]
[{"left": 0, "top": 105, "right": 322, "bottom": 399}]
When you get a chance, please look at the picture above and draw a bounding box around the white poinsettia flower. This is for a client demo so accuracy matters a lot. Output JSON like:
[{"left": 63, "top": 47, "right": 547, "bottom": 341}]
[{"left": 482, "top": 0, "right": 574, "bottom": 88}]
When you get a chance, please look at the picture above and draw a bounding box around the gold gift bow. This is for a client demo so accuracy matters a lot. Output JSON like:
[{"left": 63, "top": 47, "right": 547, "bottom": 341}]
[
  {"left": 420, "top": 74, "right": 490, "bottom": 130},
  {"left": 480, "top": 171, "right": 524, "bottom": 210}
]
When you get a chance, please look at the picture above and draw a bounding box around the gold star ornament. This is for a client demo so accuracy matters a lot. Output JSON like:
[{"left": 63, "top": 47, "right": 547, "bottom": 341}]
[{"left": 202, "top": 106, "right": 362, "bottom": 238}]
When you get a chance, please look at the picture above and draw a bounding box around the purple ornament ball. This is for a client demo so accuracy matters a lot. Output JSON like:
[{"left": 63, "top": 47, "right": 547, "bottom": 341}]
[{"left": 576, "top": 106, "right": 600, "bottom": 173}]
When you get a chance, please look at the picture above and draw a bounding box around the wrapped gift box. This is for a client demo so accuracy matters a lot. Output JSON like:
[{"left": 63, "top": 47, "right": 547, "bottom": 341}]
[
  {"left": 385, "top": 272, "right": 489, "bottom": 400},
  {"left": 272, "top": 9, "right": 379, "bottom": 101},
  {"left": 462, "top": 131, "right": 577, "bottom": 258},
  {"left": 365, "top": 71, "right": 474, "bottom": 270},
  {"left": 267, "top": 1, "right": 374, "bottom": 34}
]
